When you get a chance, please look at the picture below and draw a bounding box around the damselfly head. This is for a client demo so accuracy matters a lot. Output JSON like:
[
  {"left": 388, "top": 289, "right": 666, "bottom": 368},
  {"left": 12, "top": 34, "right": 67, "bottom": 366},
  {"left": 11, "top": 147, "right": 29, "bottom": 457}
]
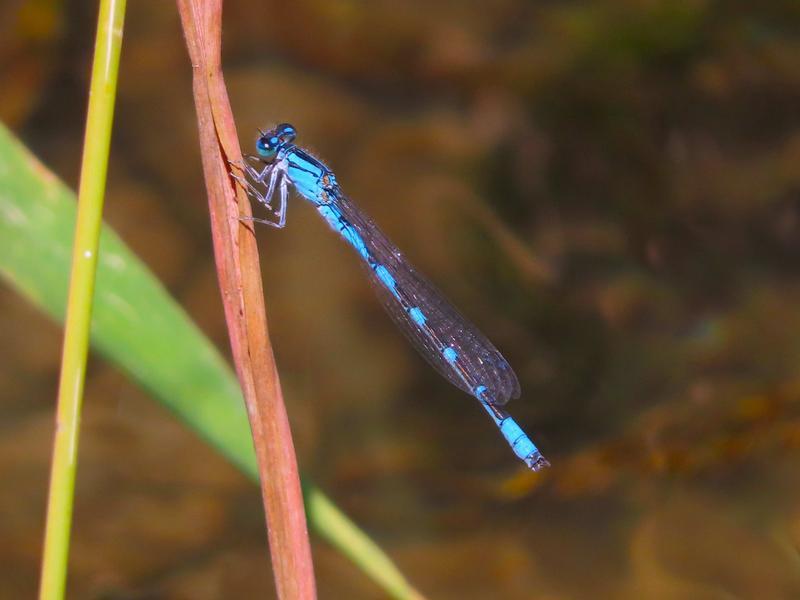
[
  {"left": 255, "top": 134, "right": 279, "bottom": 162},
  {"left": 255, "top": 123, "right": 297, "bottom": 162}
]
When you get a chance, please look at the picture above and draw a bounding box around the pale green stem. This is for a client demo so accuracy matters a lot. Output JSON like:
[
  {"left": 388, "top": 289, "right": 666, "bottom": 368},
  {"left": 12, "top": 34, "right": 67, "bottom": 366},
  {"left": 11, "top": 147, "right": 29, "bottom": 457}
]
[{"left": 38, "top": 0, "right": 127, "bottom": 597}]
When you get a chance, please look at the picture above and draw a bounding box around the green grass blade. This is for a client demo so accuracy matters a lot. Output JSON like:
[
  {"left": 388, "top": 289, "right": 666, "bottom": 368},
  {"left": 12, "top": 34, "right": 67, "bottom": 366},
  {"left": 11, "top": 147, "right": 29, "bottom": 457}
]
[
  {"left": 40, "top": 1, "right": 127, "bottom": 594},
  {"left": 0, "top": 122, "right": 423, "bottom": 600}
]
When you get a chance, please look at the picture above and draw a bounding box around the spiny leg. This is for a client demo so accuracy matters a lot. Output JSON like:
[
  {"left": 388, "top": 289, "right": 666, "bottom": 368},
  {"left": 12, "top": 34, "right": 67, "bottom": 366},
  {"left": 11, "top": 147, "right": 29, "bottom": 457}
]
[
  {"left": 239, "top": 171, "right": 287, "bottom": 229},
  {"left": 231, "top": 172, "right": 273, "bottom": 209},
  {"left": 240, "top": 214, "right": 284, "bottom": 228},
  {"left": 228, "top": 157, "right": 271, "bottom": 183},
  {"left": 260, "top": 162, "right": 280, "bottom": 209},
  {"left": 229, "top": 156, "right": 281, "bottom": 210},
  {"left": 242, "top": 155, "right": 273, "bottom": 184},
  {"left": 229, "top": 167, "right": 284, "bottom": 227},
  {"left": 274, "top": 173, "right": 289, "bottom": 228},
  {"left": 229, "top": 155, "right": 277, "bottom": 194}
]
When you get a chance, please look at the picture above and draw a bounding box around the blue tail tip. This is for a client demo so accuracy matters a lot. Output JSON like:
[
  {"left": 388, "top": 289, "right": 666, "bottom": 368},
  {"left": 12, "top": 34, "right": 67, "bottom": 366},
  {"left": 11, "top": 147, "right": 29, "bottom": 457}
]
[{"left": 525, "top": 452, "right": 550, "bottom": 471}]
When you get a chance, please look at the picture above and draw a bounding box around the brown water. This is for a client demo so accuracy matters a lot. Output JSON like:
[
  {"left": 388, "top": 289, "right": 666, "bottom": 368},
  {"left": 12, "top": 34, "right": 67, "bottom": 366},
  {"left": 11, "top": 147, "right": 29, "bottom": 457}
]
[{"left": 2, "top": 0, "right": 800, "bottom": 597}]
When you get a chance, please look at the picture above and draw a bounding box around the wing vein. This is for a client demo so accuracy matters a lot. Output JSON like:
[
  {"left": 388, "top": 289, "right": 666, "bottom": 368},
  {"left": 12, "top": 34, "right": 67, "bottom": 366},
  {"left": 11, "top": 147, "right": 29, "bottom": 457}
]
[{"left": 327, "top": 194, "right": 520, "bottom": 405}]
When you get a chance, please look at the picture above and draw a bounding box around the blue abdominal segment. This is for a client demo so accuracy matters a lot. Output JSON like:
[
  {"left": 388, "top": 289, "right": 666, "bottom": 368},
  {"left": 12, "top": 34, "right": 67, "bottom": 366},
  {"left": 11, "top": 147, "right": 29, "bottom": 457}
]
[
  {"left": 317, "top": 205, "right": 370, "bottom": 259},
  {"left": 409, "top": 307, "right": 427, "bottom": 326},
  {"left": 374, "top": 265, "right": 399, "bottom": 298},
  {"left": 474, "top": 385, "right": 548, "bottom": 470},
  {"left": 488, "top": 406, "right": 548, "bottom": 470},
  {"left": 443, "top": 347, "right": 458, "bottom": 364}
]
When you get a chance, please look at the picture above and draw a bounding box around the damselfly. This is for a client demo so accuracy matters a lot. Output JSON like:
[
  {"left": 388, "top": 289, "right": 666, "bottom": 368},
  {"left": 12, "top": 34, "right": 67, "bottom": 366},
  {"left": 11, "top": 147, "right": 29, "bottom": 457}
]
[{"left": 231, "top": 123, "right": 549, "bottom": 471}]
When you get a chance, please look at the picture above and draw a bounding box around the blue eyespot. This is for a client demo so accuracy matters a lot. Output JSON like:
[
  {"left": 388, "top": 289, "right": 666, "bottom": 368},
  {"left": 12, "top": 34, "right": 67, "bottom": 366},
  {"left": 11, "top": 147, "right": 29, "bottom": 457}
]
[{"left": 255, "top": 137, "right": 276, "bottom": 159}]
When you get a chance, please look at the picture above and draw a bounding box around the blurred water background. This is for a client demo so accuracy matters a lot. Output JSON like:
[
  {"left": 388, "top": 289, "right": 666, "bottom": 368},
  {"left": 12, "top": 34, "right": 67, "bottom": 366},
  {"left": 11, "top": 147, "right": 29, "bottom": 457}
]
[{"left": 2, "top": 0, "right": 800, "bottom": 598}]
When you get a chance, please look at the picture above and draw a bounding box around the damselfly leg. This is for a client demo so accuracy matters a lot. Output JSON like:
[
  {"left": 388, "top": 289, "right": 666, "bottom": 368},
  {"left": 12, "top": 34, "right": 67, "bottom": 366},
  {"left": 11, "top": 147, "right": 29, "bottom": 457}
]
[{"left": 229, "top": 158, "right": 287, "bottom": 228}]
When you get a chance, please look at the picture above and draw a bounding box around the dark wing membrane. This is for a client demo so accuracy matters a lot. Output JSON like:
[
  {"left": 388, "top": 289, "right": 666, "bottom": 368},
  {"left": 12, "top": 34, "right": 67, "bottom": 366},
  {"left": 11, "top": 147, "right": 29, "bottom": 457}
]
[{"left": 334, "top": 194, "right": 520, "bottom": 405}]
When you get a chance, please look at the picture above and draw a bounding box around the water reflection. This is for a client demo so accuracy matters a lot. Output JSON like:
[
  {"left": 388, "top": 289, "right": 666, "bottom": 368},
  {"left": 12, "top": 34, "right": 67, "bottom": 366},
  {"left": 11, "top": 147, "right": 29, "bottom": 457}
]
[{"left": 2, "top": 0, "right": 800, "bottom": 597}]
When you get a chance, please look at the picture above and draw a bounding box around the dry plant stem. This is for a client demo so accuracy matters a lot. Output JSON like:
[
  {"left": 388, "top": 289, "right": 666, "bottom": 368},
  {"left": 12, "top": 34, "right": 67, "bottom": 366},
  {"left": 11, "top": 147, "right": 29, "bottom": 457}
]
[{"left": 176, "top": 0, "right": 316, "bottom": 597}]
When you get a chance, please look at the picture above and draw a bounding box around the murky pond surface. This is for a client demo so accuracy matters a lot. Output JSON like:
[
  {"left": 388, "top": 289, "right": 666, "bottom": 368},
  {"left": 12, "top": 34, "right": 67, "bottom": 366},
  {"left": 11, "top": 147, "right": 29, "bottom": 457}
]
[{"left": 2, "top": 1, "right": 800, "bottom": 597}]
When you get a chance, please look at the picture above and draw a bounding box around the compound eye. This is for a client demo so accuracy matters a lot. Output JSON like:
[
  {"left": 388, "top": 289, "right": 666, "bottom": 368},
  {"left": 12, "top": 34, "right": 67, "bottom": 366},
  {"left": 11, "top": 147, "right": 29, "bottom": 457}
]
[
  {"left": 276, "top": 123, "right": 297, "bottom": 143},
  {"left": 255, "top": 137, "right": 277, "bottom": 160}
]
